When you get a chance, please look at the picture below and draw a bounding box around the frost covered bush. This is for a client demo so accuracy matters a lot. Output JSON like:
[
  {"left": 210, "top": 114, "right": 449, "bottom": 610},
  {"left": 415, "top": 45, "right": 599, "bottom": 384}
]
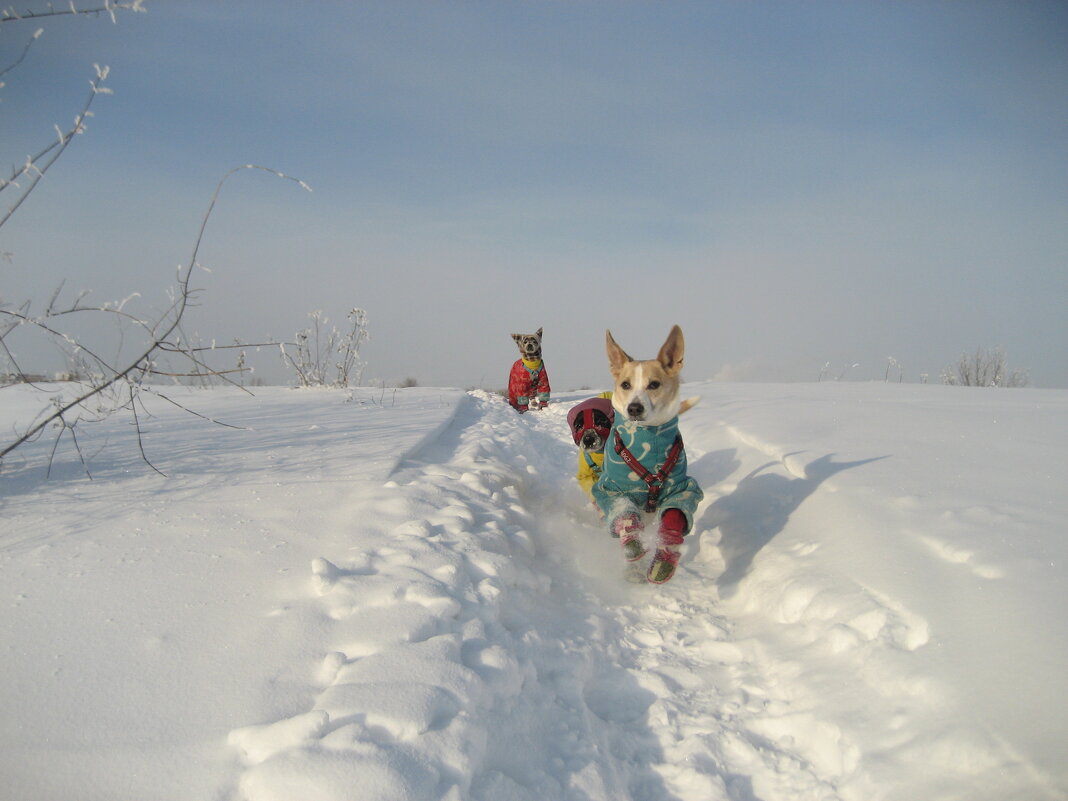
[
  {"left": 281, "top": 308, "right": 369, "bottom": 388},
  {"left": 941, "top": 347, "right": 1028, "bottom": 387}
]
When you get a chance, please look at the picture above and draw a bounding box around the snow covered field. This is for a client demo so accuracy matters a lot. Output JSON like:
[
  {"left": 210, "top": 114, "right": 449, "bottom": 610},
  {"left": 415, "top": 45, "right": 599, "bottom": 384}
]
[{"left": 1, "top": 381, "right": 1065, "bottom": 801}]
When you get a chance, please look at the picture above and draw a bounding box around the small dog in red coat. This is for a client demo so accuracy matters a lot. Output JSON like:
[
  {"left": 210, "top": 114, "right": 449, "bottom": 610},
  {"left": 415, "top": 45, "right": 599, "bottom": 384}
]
[{"left": 508, "top": 328, "right": 551, "bottom": 413}]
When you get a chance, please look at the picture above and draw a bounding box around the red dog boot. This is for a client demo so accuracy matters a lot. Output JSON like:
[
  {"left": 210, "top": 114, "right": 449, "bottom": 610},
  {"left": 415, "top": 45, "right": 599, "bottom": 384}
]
[
  {"left": 648, "top": 509, "right": 687, "bottom": 584},
  {"left": 612, "top": 512, "right": 647, "bottom": 562}
]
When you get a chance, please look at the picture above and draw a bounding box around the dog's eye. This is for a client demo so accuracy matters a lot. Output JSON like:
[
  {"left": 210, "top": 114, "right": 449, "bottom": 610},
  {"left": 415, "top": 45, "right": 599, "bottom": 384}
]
[
  {"left": 621, "top": 381, "right": 631, "bottom": 390},
  {"left": 648, "top": 380, "right": 661, "bottom": 390},
  {"left": 572, "top": 418, "right": 584, "bottom": 431}
]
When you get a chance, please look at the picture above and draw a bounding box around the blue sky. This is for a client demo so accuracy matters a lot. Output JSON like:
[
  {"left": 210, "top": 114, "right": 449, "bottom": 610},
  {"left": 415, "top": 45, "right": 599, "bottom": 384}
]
[{"left": 3, "top": 1, "right": 1066, "bottom": 388}]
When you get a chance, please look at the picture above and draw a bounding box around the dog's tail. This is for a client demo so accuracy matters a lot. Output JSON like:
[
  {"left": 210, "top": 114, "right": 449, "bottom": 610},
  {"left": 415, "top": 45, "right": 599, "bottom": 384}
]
[{"left": 679, "top": 397, "right": 700, "bottom": 415}]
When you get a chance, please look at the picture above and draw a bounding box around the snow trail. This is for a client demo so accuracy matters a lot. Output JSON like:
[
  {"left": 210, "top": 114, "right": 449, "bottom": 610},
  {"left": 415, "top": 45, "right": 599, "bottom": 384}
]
[
  {"left": 228, "top": 391, "right": 908, "bottom": 800},
  {"left": 230, "top": 392, "right": 667, "bottom": 799}
]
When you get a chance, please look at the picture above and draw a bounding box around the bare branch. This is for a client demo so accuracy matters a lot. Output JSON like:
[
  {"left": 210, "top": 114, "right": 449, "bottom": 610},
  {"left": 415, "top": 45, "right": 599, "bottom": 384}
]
[
  {"left": 0, "top": 24, "right": 42, "bottom": 79},
  {"left": 1, "top": 165, "right": 310, "bottom": 471},
  {"left": 141, "top": 387, "right": 249, "bottom": 431},
  {"left": 0, "top": 64, "right": 111, "bottom": 229},
  {"left": 126, "top": 383, "right": 166, "bottom": 476},
  {"left": 0, "top": 2, "right": 146, "bottom": 24}
]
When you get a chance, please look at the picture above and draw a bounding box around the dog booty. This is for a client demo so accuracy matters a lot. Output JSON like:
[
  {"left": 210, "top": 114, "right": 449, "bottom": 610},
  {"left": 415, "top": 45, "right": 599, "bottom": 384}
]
[
  {"left": 647, "top": 509, "right": 686, "bottom": 583},
  {"left": 658, "top": 508, "right": 687, "bottom": 545},
  {"left": 612, "top": 512, "right": 647, "bottom": 562},
  {"left": 647, "top": 546, "right": 680, "bottom": 584}
]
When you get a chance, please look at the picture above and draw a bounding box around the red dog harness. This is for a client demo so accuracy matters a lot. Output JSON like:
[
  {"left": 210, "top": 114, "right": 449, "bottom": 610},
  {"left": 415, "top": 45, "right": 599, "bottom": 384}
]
[{"left": 613, "top": 430, "right": 684, "bottom": 512}]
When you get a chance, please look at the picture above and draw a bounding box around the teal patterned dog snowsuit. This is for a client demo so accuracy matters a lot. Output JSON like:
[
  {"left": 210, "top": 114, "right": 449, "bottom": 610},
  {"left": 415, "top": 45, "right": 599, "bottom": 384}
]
[{"left": 592, "top": 416, "right": 703, "bottom": 532}]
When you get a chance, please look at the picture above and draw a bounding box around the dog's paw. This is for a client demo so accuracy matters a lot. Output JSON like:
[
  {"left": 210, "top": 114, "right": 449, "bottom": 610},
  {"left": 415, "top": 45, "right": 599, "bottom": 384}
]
[
  {"left": 621, "top": 535, "right": 648, "bottom": 562},
  {"left": 647, "top": 546, "right": 681, "bottom": 584}
]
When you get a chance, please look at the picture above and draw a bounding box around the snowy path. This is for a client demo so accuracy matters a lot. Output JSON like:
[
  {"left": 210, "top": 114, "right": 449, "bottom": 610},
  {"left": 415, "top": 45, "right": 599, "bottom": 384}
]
[{"left": 224, "top": 391, "right": 790, "bottom": 799}]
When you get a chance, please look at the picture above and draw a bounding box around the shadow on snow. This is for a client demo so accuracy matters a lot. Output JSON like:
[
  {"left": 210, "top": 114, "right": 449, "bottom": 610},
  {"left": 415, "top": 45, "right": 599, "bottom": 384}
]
[{"left": 698, "top": 453, "right": 889, "bottom": 598}]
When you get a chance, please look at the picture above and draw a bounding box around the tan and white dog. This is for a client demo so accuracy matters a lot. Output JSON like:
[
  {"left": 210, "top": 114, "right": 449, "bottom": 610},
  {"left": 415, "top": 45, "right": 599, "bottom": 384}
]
[
  {"left": 605, "top": 325, "right": 698, "bottom": 426},
  {"left": 591, "top": 325, "right": 704, "bottom": 583}
]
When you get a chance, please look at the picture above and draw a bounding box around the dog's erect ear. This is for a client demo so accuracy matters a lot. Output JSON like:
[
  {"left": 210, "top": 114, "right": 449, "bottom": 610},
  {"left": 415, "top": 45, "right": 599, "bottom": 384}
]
[
  {"left": 657, "top": 325, "right": 685, "bottom": 376},
  {"left": 679, "top": 396, "right": 700, "bottom": 415},
  {"left": 511, "top": 333, "right": 521, "bottom": 344},
  {"left": 605, "top": 329, "right": 632, "bottom": 376},
  {"left": 535, "top": 327, "right": 543, "bottom": 340}
]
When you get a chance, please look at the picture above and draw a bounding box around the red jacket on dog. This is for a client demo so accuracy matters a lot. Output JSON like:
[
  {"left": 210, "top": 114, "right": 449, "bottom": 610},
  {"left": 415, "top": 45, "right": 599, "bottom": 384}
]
[{"left": 508, "top": 359, "right": 550, "bottom": 412}]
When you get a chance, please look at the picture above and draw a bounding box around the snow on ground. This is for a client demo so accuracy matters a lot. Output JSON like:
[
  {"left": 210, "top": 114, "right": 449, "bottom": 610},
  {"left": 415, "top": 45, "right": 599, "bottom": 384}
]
[{"left": 1, "top": 381, "right": 1065, "bottom": 801}]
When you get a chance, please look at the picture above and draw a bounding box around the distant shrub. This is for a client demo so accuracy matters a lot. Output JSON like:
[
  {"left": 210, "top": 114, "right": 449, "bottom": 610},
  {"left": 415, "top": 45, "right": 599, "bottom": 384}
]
[
  {"left": 941, "top": 347, "right": 1028, "bottom": 387},
  {"left": 281, "top": 308, "right": 369, "bottom": 388}
]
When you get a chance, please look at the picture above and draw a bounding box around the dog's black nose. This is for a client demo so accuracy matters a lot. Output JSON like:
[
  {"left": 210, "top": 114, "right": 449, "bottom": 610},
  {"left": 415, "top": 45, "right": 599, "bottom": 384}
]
[{"left": 627, "top": 401, "right": 645, "bottom": 419}]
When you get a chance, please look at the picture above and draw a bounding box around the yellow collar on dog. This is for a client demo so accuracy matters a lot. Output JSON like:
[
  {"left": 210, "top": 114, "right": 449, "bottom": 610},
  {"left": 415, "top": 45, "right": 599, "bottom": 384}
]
[{"left": 522, "top": 358, "right": 543, "bottom": 370}]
